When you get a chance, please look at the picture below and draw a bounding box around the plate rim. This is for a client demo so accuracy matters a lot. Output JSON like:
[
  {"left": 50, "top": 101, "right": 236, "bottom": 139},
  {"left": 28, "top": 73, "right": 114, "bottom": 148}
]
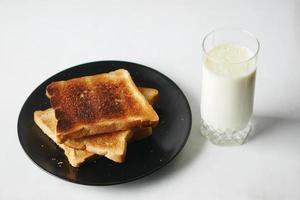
[{"left": 17, "top": 60, "right": 192, "bottom": 186}]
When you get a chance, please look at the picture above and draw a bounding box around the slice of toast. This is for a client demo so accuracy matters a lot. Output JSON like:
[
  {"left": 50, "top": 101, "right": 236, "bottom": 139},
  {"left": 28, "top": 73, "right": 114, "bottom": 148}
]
[
  {"left": 46, "top": 69, "right": 159, "bottom": 143},
  {"left": 34, "top": 87, "right": 159, "bottom": 166},
  {"left": 64, "top": 87, "right": 159, "bottom": 148},
  {"left": 34, "top": 109, "right": 133, "bottom": 165},
  {"left": 138, "top": 87, "right": 159, "bottom": 106},
  {"left": 34, "top": 109, "right": 95, "bottom": 167}
]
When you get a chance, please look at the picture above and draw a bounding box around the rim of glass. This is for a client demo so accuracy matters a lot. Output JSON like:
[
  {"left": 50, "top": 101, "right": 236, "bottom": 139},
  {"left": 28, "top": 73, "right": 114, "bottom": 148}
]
[{"left": 202, "top": 27, "right": 260, "bottom": 64}]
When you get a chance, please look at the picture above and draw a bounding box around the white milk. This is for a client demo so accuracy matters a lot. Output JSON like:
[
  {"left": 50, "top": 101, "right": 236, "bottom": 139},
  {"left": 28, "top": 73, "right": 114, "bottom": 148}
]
[{"left": 201, "top": 43, "right": 256, "bottom": 131}]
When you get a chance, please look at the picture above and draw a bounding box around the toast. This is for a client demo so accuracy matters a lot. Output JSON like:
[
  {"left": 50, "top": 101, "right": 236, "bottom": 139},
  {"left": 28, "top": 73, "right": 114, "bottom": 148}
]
[
  {"left": 34, "top": 87, "right": 159, "bottom": 166},
  {"left": 138, "top": 87, "right": 159, "bottom": 106},
  {"left": 34, "top": 109, "right": 95, "bottom": 167},
  {"left": 65, "top": 87, "right": 159, "bottom": 148},
  {"left": 34, "top": 109, "right": 133, "bottom": 164},
  {"left": 46, "top": 69, "right": 159, "bottom": 143}
]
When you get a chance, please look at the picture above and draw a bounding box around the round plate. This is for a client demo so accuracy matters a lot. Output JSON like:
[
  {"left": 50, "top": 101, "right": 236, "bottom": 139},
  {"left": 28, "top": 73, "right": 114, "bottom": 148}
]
[{"left": 18, "top": 61, "right": 191, "bottom": 185}]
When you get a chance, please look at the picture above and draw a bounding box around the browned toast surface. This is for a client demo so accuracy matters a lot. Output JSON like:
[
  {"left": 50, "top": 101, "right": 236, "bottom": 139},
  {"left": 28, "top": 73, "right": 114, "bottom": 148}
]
[
  {"left": 34, "top": 109, "right": 132, "bottom": 164},
  {"left": 46, "top": 69, "right": 159, "bottom": 142},
  {"left": 34, "top": 87, "right": 159, "bottom": 166},
  {"left": 63, "top": 87, "right": 159, "bottom": 150},
  {"left": 34, "top": 109, "right": 95, "bottom": 167}
]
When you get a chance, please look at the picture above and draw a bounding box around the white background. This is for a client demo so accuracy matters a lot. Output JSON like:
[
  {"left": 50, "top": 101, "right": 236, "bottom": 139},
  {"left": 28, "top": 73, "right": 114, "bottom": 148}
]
[{"left": 1, "top": 0, "right": 300, "bottom": 199}]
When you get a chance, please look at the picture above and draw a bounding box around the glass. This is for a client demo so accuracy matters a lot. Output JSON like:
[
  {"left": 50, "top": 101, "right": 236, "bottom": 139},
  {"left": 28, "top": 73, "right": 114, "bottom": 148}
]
[{"left": 200, "top": 28, "right": 260, "bottom": 145}]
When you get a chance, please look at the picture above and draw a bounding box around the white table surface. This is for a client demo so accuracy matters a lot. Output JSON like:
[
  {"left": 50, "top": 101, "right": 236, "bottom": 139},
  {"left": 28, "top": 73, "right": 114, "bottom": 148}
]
[{"left": 1, "top": 1, "right": 300, "bottom": 199}]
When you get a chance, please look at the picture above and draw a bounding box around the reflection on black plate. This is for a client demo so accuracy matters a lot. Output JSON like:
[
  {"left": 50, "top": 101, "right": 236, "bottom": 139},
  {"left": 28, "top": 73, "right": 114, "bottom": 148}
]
[{"left": 18, "top": 61, "right": 191, "bottom": 185}]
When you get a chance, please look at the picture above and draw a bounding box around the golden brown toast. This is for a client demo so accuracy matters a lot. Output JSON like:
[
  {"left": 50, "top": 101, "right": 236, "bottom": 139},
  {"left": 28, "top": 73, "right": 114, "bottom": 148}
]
[
  {"left": 46, "top": 69, "right": 159, "bottom": 143},
  {"left": 64, "top": 87, "right": 159, "bottom": 147},
  {"left": 130, "top": 87, "right": 158, "bottom": 141},
  {"left": 34, "top": 109, "right": 133, "bottom": 165},
  {"left": 34, "top": 87, "right": 159, "bottom": 166},
  {"left": 34, "top": 109, "right": 95, "bottom": 167},
  {"left": 138, "top": 87, "right": 159, "bottom": 106}
]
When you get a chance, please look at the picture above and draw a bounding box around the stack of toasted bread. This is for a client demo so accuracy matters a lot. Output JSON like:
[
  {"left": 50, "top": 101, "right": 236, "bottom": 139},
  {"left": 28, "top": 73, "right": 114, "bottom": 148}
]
[{"left": 34, "top": 69, "right": 159, "bottom": 167}]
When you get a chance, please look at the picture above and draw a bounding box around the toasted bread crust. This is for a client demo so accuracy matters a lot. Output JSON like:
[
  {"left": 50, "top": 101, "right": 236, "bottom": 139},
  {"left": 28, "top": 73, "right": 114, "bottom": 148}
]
[
  {"left": 34, "top": 87, "right": 159, "bottom": 166},
  {"left": 63, "top": 87, "right": 159, "bottom": 150},
  {"left": 34, "top": 109, "right": 133, "bottom": 164},
  {"left": 46, "top": 69, "right": 159, "bottom": 143},
  {"left": 138, "top": 88, "right": 159, "bottom": 106},
  {"left": 34, "top": 109, "right": 95, "bottom": 167}
]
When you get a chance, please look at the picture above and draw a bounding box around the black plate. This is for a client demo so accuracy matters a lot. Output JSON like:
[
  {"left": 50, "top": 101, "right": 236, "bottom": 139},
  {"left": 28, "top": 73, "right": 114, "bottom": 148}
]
[{"left": 18, "top": 61, "right": 191, "bottom": 185}]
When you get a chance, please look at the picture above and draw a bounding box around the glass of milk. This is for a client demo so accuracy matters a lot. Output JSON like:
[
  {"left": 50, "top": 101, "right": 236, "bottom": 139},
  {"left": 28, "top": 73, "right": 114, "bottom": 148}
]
[{"left": 200, "top": 28, "right": 260, "bottom": 145}]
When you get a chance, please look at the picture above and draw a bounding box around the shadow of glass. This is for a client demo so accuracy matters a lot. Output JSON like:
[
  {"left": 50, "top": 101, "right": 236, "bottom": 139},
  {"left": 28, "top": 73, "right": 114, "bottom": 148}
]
[
  {"left": 109, "top": 89, "right": 205, "bottom": 189},
  {"left": 248, "top": 114, "right": 300, "bottom": 141}
]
